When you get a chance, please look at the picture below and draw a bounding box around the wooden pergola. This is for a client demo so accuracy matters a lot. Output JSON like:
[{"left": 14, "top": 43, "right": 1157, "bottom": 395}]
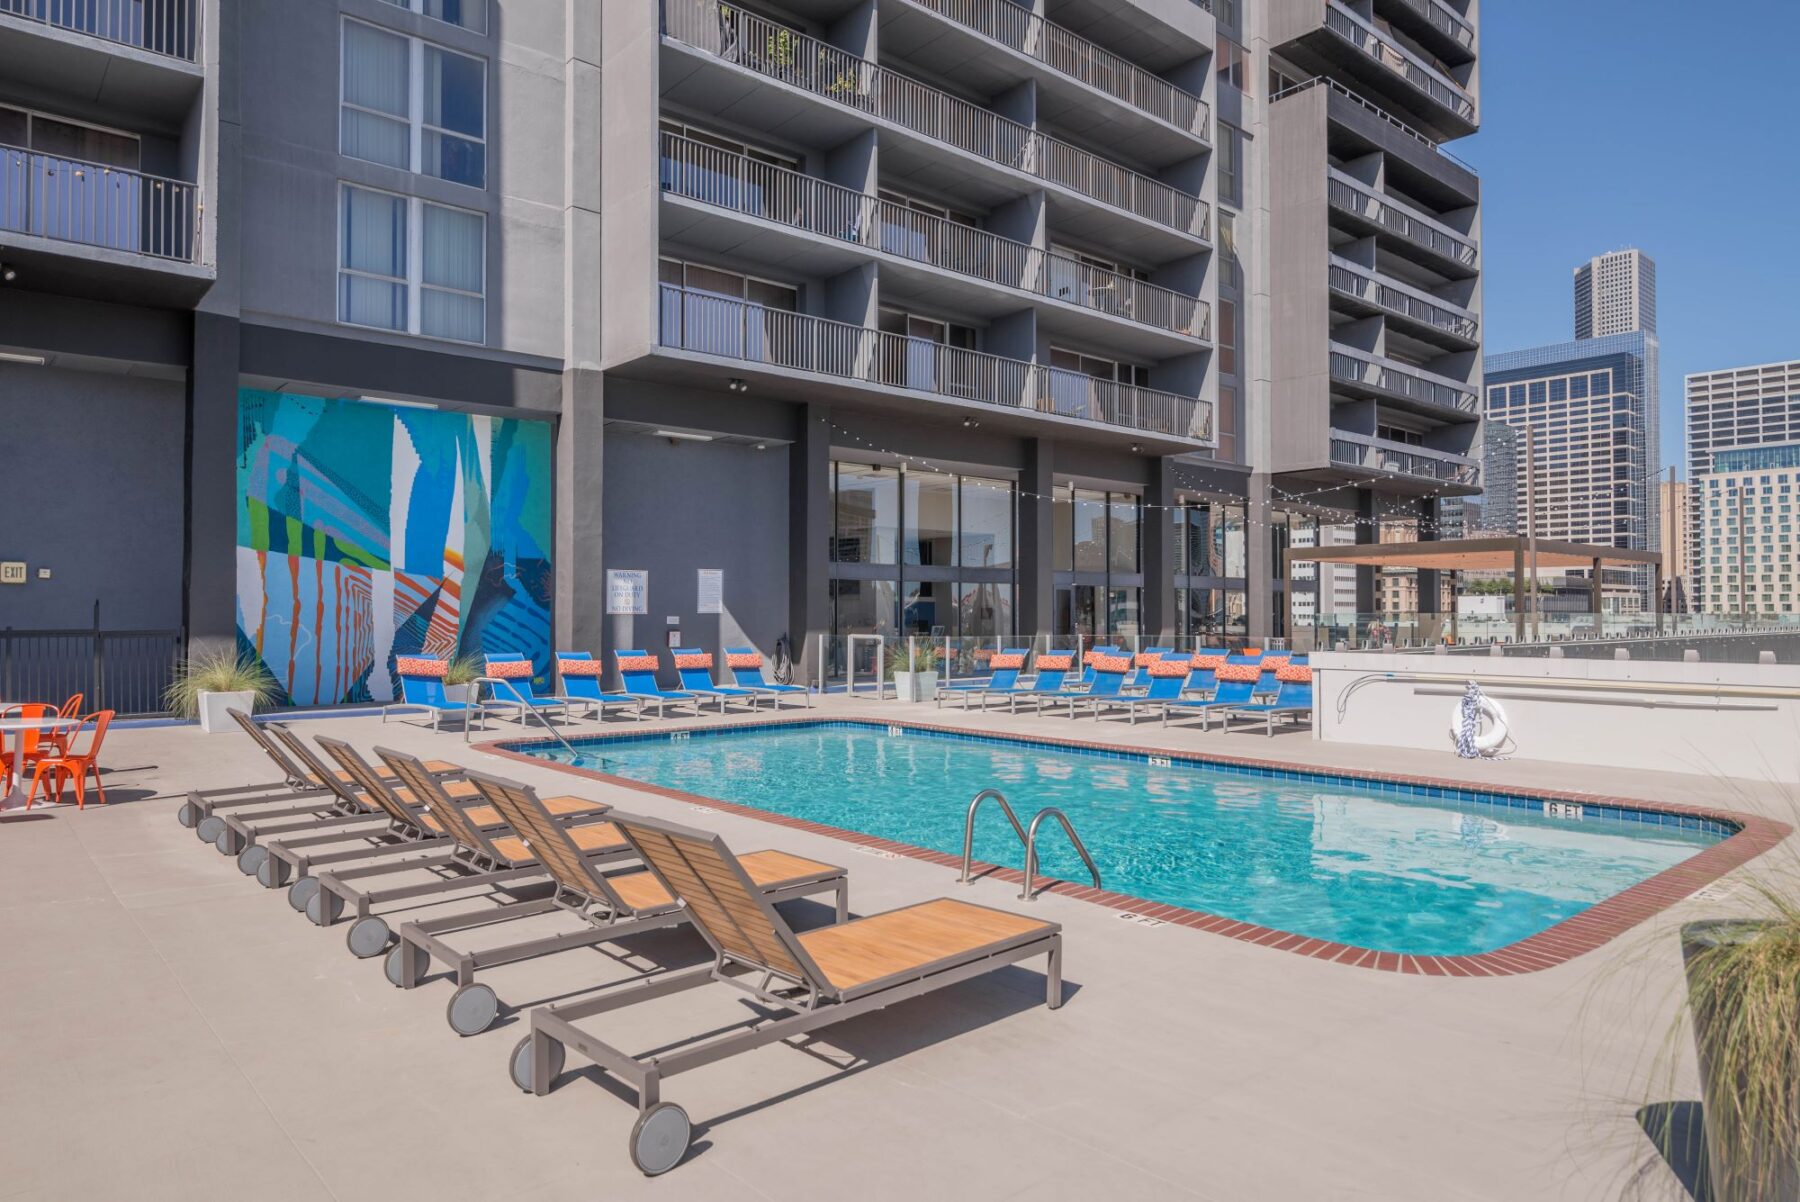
[{"left": 1282, "top": 536, "right": 1665, "bottom": 641}]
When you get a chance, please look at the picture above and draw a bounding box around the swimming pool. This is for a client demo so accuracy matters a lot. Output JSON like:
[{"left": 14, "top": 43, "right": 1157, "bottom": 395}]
[{"left": 510, "top": 721, "right": 1728, "bottom": 958}]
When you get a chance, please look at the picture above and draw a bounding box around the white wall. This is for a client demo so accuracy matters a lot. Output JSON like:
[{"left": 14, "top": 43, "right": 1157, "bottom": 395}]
[{"left": 1312, "top": 652, "right": 1800, "bottom": 784}]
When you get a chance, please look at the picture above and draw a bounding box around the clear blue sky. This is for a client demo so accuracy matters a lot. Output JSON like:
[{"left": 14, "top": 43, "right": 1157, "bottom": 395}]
[{"left": 1458, "top": 0, "right": 1800, "bottom": 479}]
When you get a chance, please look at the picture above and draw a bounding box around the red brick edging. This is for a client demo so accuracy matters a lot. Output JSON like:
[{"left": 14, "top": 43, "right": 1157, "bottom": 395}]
[{"left": 476, "top": 715, "right": 1790, "bottom": 978}]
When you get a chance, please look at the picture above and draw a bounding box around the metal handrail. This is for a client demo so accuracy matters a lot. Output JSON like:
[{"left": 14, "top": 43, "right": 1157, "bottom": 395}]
[
  {"left": 1385, "top": 0, "right": 1475, "bottom": 50},
  {"left": 472, "top": 675, "right": 584, "bottom": 756},
  {"left": 1326, "top": 167, "right": 1475, "bottom": 267},
  {"left": 1328, "top": 347, "right": 1477, "bottom": 414},
  {"left": 1268, "top": 76, "right": 1475, "bottom": 172},
  {"left": 959, "top": 788, "right": 1102, "bottom": 902},
  {"left": 1021, "top": 807, "right": 1102, "bottom": 902},
  {"left": 1323, "top": 2, "right": 1475, "bottom": 122},
  {"left": 1327, "top": 255, "right": 1477, "bottom": 341},
  {"left": 0, "top": 0, "right": 200, "bottom": 61},
  {"left": 0, "top": 142, "right": 202, "bottom": 263}
]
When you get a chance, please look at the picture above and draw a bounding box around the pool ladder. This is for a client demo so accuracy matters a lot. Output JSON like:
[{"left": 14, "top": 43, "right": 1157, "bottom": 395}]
[{"left": 959, "top": 788, "right": 1102, "bottom": 902}]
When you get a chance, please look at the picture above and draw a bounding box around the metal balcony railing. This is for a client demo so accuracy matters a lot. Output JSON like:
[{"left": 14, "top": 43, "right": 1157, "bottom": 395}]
[
  {"left": 660, "top": 134, "right": 1210, "bottom": 339},
  {"left": 901, "top": 0, "right": 1210, "bottom": 138},
  {"left": 1270, "top": 76, "right": 1475, "bottom": 173},
  {"left": 1323, "top": 2, "right": 1475, "bottom": 123},
  {"left": 1328, "top": 255, "right": 1477, "bottom": 341},
  {"left": 0, "top": 0, "right": 198, "bottom": 61},
  {"left": 1330, "top": 434, "right": 1477, "bottom": 484},
  {"left": 663, "top": 0, "right": 1209, "bottom": 240},
  {"left": 1385, "top": 0, "right": 1474, "bottom": 51},
  {"left": 0, "top": 143, "right": 201, "bottom": 262},
  {"left": 1329, "top": 348, "right": 1477, "bottom": 414},
  {"left": 1326, "top": 168, "right": 1475, "bottom": 268},
  {"left": 659, "top": 283, "right": 1214, "bottom": 441}
]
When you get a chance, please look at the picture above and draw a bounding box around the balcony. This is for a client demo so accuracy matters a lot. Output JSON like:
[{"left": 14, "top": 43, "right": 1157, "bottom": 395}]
[
  {"left": 892, "top": 0, "right": 1210, "bottom": 141},
  {"left": 1328, "top": 255, "right": 1477, "bottom": 347},
  {"left": 1383, "top": 0, "right": 1475, "bottom": 56},
  {"left": 1330, "top": 432, "right": 1477, "bottom": 490},
  {"left": 0, "top": 0, "right": 198, "bottom": 61},
  {"left": 1322, "top": 2, "right": 1475, "bottom": 133},
  {"left": 1, "top": 143, "right": 201, "bottom": 263},
  {"left": 1326, "top": 167, "right": 1475, "bottom": 274},
  {"left": 661, "top": 0, "right": 1209, "bottom": 243},
  {"left": 1329, "top": 347, "right": 1478, "bottom": 419},
  {"left": 660, "top": 134, "right": 1210, "bottom": 342},
  {"left": 658, "top": 283, "right": 1214, "bottom": 443}
]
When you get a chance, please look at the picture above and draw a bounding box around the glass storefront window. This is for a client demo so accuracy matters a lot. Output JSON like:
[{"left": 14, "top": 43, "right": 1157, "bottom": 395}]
[
  {"left": 956, "top": 580, "right": 1012, "bottom": 638},
  {"left": 833, "top": 462, "right": 899, "bottom": 564},
  {"left": 1073, "top": 489, "right": 1107, "bottom": 571},
  {"left": 830, "top": 578, "right": 896, "bottom": 637},
  {"left": 1107, "top": 587, "right": 1141, "bottom": 638},
  {"left": 1053, "top": 484, "right": 1073, "bottom": 571},
  {"left": 1108, "top": 495, "right": 1140, "bottom": 573},
  {"left": 904, "top": 470, "right": 956, "bottom": 567},
  {"left": 958, "top": 475, "right": 1013, "bottom": 569},
  {"left": 1214, "top": 503, "right": 1246, "bottom": 577},
  {"left": 900, "top": 579, "right": 947, "bottom": 635}
]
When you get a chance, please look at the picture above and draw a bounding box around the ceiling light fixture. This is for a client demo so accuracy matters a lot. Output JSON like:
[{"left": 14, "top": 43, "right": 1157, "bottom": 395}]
[
  {"left": 0, "top": 263, "right": 16, "bottom": 283},
  {"left": 727, "top": 377, "right": 749, "bottom": 393},
  {"left": 654, "top": 429, "right": 714, "bottom": 443},
  {"left": 363, "top": 395, "right": 436, "bottom": 410},
  {"left": 0, "top": 350, "right": 47, "bottom": 366}
]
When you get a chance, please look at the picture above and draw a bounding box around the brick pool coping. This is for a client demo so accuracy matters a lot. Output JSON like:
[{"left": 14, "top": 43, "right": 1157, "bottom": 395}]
[{"left": 475, "top": 714, "right": 1792, "bottom": 977}]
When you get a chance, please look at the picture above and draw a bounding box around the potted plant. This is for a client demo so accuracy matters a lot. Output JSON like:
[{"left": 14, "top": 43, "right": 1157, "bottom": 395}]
[
  {"left": 166, "top": 649, "right": 277, "bottom": 733},
  {"left": 886, "top": 643, "right": 939, "bottom": 703},
  {"left": 1665, "top": 894, "right": 1800, "bottom": 1202},
  {"left": 442, "top": 654, "right": 484, "bottom": 704}
]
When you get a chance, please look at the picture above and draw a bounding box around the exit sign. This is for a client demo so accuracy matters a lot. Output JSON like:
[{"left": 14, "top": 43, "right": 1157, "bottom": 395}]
[{"left": 0, "top": 562, "right": 25, "bottom": 585}]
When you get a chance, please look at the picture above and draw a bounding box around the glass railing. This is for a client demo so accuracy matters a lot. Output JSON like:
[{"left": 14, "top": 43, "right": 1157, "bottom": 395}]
[
  {"left": 0, "top": 143, "right": 200, "bottom": 262},
  {"left": 0, "top": 0, "right": 198, "bottom": 61},
  {"left": 901, "top": 0, "right": 1211, "bottom": 138},
  {"left": 660, "top": 133, "right": 1210, "bottom": 339},
  {"left": 1328, "top": 348, "right": 1477, "bottom": 414},
  {"left": 1323, "top": 2, "right": 1476, "bottom": 123},
  {"left": 662, "top": 0, "right": 1210, "bottom": 239},
  {"left": 1327, "top": 255, "right": 1478, "bottom": 341},
  {"left": 1326, "top": 168, "right": 1476, "bottom": 267},
  {"left": 806, "top": 632, "right": 1279, "bottom": 691},
  {"left": 658, "top": 284, "right": 1214, "bottom": 441}
]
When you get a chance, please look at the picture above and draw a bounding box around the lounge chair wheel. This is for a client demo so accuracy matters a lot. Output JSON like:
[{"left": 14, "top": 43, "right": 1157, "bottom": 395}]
[
  {"left": 177, "top": 800, "right": 199, "bottom": 827},
  {"left": 306, "top": 889, "right": 345, "bottom": 927},
  {"left": 286, "top": 876, "right": 320, "bottom": 912},
  {"left": 446, "top": 983, "right": 499, "bottom": 1036},
  {"left": 507, "top": 1035, "right": 564, "bottom": 1092},
  {"left": 383, "top": 944, "right": 425, "bottom": 989},
  {"left": 257, "top": 856, "right": 292, "bottom": 889},
  {"left": 236, "top": 845, "right": 269, "bottom": 876},
  {"left": 629, "top": 1103, "right": 691, "bottom": 1176},
  {"left": 346, "top": 916, "right": 392, "bottom": 958},
  {"left": 196, "top": 816, "right": 225, "bottom": 844}
]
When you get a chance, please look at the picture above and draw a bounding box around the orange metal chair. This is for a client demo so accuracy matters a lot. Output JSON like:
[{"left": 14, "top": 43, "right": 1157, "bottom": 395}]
[
  {"left": 1, "top": 704, "right": 53, "bottom": 793},
  {"left": 28, "top": 711, "right": 114, "bottom": 810},
  {"left": 40, "top": 693, "right": 85, "bottom": 757}
]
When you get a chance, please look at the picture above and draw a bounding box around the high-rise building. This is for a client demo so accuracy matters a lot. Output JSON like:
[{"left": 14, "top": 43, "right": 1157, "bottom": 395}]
[
  {"left": 0, "top": 0, "right": 1478, "bottom": 687},
  {"left": 1484, "top": 333, "right": 1657, "bottom": 594},
  {"left": 1685, "top": 359, "right": 1800, "bottom": 606},
  {"left": 1698, "top": 444, "right": 1800, "bottom": 617},
  {"left": 1658, "top": 477, "right": 1691, "bottom": 611},
  {"left": 1574, "top": 249, "right": 1656, "bottom": 339},
  {"left": 1477, "top": 420, "right": 1518, "bottom": 532}
]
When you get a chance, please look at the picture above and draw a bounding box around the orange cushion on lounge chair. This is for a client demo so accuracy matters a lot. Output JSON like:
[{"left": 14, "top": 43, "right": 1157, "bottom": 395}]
[
  {"left": 989, "top": 654, "right": 1025, "bottom": 669},
  {"left": 1191, "top": 656, "right": 1227, "bottom": 670},
  {"left": 1275, "top": 666, "right": 1313, "bottom": 683},
  {"left": 726, "top": 653, "right": 762, "bottom": 668},
  {"left": 673, "top": 653, "right": 713, "bottom": 670},
  {"left": 616, "top": 655, "right": 660, "bottom": 671},
  {"left": 1090, "top": 655, "right": 1131, "bottom": 673},
  {"left": 1147, "top": 660, "right": 1191, "bottom": 678},
  {"left": 1133, "top": 652, "right": 1163, "bottom": 667},
  {"left": 1035, "top": 654, "right": 1073, "bottom": 670},
  {"left": 1215, "top": 664, "right": 1262, "bottom": 683},
  {"left": 1258, "top": 656, "right": 1290, "bottom": 672},
  {"left": 394, "top": 656, "right": 447, "bottom": 678},
  {"left": 487, "top": 660, "right": 533, "bottom": 679},
  {"left": 558, "top": 659, "right": 602, "bottom": 676}
]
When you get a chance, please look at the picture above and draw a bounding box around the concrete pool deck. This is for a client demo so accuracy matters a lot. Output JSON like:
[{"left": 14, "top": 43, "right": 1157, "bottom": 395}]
[{"left": 3, "top": 694, "right": 1794, "bottom": 1200}]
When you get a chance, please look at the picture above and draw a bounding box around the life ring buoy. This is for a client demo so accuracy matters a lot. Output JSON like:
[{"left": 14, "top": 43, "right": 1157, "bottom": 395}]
[{"left": 1449, "top": 695, "right": 1508, "bottom": 754}]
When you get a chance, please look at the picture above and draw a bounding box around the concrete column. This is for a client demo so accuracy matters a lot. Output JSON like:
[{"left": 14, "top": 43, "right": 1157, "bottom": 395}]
[
  {"left": 555, "top": 371, "right": 605, "bottom": 658},
  {"left": 789, "top": 403, "right": 833, "bottom": 682},
  {"left": 1017, "top": 438, "right": 1056, "bottom": 638},
  {"left": 1353, "top": 488, "right": 1377, "bottom": 616},
  {"left": 183, "top": 311, "right": 241, "bottom": 661},
  {"left": 1417, "top": 496, "right": 1441, "bottom": 615},
  {"left": 600, "top": 1, "right": 661, "bottom": 368},
  {"left": 1142, "top": 457, "right": 1177, "bottom": 639},
  {"left": 1245, "top": 470, "right": 1273, "bottom": 639}
]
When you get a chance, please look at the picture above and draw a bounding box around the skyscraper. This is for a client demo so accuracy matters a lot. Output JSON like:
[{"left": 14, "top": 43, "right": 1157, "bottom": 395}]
[
  {"left": 1685, "top": 359, "right": 1800, "bottom": 607},
  {"left": 1659, "top": 477, "right": 1692, "bottom": 611},
  {"left": 1478, "top": 420, "right": 1519, "bottom": 532},
  {"left": 1574, "top": 249, "right": 1657, "bottom": 339}
]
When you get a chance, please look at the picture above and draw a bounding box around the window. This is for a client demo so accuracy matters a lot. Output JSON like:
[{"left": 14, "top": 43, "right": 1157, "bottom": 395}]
[
  {"left": 339, "top": 184, "right": 485, "bottom": 343},
  {"left": 1216, "top": 33, "right": 1246, "bottom": 91},
  {"left": 1217, "top": 124, "right": 1243, "bottom": 208},
  {"left": 380, "top": 0, "right": 486, "bottom": 34},
  {"left": 342, "top": 19, "right": 486, "bottom": 187},
  {"left": 1218, "top": 299, "right": 1238, "bottom": 376}
]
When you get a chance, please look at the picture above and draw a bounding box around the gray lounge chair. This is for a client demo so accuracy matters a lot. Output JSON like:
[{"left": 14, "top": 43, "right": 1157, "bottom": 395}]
[
  {"left": 381, "top": 761, "right": 848, "bottom": 1037},
  {"left": 510, "top": 812, "right": 1062, "bottom": 1176}
]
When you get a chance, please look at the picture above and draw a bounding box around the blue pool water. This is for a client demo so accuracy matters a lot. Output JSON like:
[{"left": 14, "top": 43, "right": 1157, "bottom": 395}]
[{"left": 520, "top": 723, "right": 1723, "bottom": 957}]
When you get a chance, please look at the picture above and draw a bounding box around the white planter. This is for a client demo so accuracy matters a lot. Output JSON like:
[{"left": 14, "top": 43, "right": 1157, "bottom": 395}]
[
  {"left": 197, "top": 690, "right": 255, "bottom": 733},
  {"left": 443, "top": 684, "right": 472, "bottom": 705},
  {"left": 892, "top": 670, "right": 938, "bottom": 703}
]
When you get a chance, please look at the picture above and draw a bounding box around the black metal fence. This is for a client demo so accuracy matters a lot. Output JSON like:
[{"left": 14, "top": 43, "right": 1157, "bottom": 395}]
[{"left": 0, "top": 628, "right": 185, "bottom": 716}]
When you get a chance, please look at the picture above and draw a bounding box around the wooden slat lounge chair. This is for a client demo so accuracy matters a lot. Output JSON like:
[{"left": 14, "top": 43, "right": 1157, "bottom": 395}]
[
  {"left": 302, "top": 738, "right": 612, "bottom": 956},
  {"left": 382, "top": 763, "right": 848, "bottom": 1037},
  {"left": 511, "top": 812, "right": 1061, "bottom": 1176}
]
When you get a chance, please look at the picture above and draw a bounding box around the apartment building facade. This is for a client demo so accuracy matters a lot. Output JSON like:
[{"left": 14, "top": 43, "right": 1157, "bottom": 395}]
[
  {"left": 0, "top": 0, "right": 1479, "bottom": 703},
  {"left": 1698, "top": 444, "right": 1800, "bottom": 617},
  {"left": 1574, "top": 248, "right": 1655, "bottom": 341},
  {"left": 1685, "top": 358, "right": 1800, "bottom": 614}
]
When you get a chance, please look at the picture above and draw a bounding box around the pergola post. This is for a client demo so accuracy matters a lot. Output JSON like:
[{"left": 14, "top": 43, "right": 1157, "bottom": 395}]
[
  {"left": 1590, "top": 556, "right": 1603, "bottom": 631},
  {"left": 1654, "top": 559, "right": 1665, "bottom": 635},
  {"left": 1513, "top": 542, "right": 1526, "bottom": 642}
]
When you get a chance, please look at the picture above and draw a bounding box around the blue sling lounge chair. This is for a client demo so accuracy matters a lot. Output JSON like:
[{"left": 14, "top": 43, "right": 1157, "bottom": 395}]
[
  {"left": 1219, "top": 668, "right": 1315, "bottom": 736},
  {"left": 723, "top": 648, "right": 811, "bottom": 708},
  {"left": 616, "top": 651, "right": 709, "bottom": 717},
  {"left": 382, "top": 656, "right": 487, "bottom": 737},
  {"left": 555, "top": 652, "right": 648, "bottom": 720},
  {"left": 1161, "top": 664, "right": 1261, "bottom": 730},
  {"left": 937, "top": 649, "right": 1031, "bottom": 710},
  {"left": 673, "top": 650, "right": 761, "bottom": 709}
]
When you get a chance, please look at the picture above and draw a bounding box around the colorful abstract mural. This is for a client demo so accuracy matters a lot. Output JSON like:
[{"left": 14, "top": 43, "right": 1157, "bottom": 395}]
[{"left": 235, "top": 389, "right": 553, "bottom": 706}]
